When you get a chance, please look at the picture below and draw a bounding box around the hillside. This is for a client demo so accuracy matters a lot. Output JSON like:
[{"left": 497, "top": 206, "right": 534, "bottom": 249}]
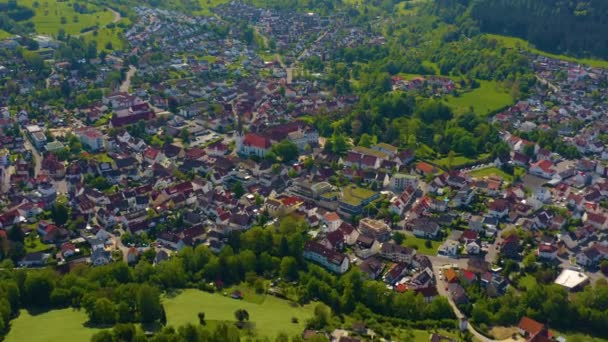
[{"left": 431, "top": 0, "right": 608, "bottom": 59}]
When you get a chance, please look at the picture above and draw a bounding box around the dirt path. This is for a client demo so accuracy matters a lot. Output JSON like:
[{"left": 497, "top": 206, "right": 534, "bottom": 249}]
[
  {"left": 108, "top": 7, "right": 122, "bottom": 23},
  {"left": 120, "top": 65, "right": 137, "bottom": 93}
]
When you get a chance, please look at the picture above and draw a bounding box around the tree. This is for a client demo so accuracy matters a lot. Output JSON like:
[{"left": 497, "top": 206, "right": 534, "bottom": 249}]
[
  {"left": 90, "top": 298, "right": 117, "bottom": 325},
  {"left": 51, "top": 201, "right": 70, "bottom": 225},
  {"left": 270, "top": 140, "right": 299, "bottom": 163},
  {"left": 23, "top": 272, "right": 54, "bottom": 307},
  {"left": 137, "top": 284, "right": 162, "bottom": 323},
  {"left": 601, "top": 260, "right": 608, "bottom": 275},
  {"left": 198, "top": 311, "right": 206, "bottom": 325},
  {"left": 231, "top": 181, "right": 245, "bottom": 199},
  {"left": 234, "top": 309, "right": 249, "bottom": 328},
  {"left": 280, "top": 256, "right": 299, "bottom": 281},
  {"left": 393, "top": 232, "right": 405, "bottom": 245}
]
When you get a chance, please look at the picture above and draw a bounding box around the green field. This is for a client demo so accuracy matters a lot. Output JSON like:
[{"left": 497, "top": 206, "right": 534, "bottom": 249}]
[
  {"left": 0, "top": 29, "right": 13, "bottom": 39},
  {"left": 444, "top": 80, "right": 513, "bottom": 116},
  {"left": 18, "top": 0, "right": 115, "bottom": 35},
  {"left": 433, "top": 153, "right": 491, "bottom": 169},
  {"left": 83, "top": 23, "right": 127, "bottom": 51},
  {"left": 486, "top": 34, "right": 608, "bottom": 69},
  {"left": 196, "top": 0, "right": 230, "bottom": 15},
  {"left": 403, "top": 235, "right": 441, "bottom": 255},
  {"left": 467, "top": 166, "right": 513, "bottom": 182},
  {"left": 6, "top": 309, "right": 105, "bottom": 342},
  {"left": 163, "top": 289, "right": 315, "bottom": 339}
]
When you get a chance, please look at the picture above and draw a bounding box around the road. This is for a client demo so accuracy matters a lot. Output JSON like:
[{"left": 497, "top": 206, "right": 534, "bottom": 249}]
[
  {"left": 429, "top": 255, "right": 496, "bottom": 342},
  {"left": 120, "top": 66, "right": 137, "bottom": 93}
]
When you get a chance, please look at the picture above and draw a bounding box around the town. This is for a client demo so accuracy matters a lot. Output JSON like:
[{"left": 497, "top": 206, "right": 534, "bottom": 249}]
[{"left": 0, "top": 1, "right": 607, "bottom": 342}]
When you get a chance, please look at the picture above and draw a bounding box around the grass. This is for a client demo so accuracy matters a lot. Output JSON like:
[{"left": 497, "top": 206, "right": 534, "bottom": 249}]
[
  {"left": 341, "top": 186, "right": 378, "bottom": 207},
  {"left": 489, "top": 326, "right": 518, "bottom": 340},
  {"left": 393, "top": 328, "right": 460, "bottom": 341},
  {"left": 433, "top": 153, "right": 491, "bottom": 169},
  {"left": 222, "top": 283, "right": 267, "bottom": 304},
  {"left": 467, "top": 167, "right": 513, "bottom": 182},
  {"left": 196, "top": 0, "right": 230, "bottom": 15},
  {"left": 0, "top": 29, "right": 13, "bottom": 39},
  {"left": 6, "top": 309, "right": 106, "bottom": 342},
  {"left": 444, "top": 80, "right": 513, "bottom": 116},
  {"left": 163, "top": 289, "right": 315, "bottom": 339},
  {"left": 18, "top": 0, "right": 115, "bottom": 36},
  {"left": 486, "top": 33, "right": 608, "bottom": 69},
  {"left": 84, "top": 26, "right": 126, "bottom": 51},
  {"left": 24, "top": 234, "right": 53, "bottom": 253},
  {"left": 403, "top": 235, "right": 441, "bottom": 255}
]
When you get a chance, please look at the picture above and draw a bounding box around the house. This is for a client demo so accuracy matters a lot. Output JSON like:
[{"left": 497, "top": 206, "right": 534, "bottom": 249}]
[
  {"left": 576, "top": 243, "right": 608, "bottom": 268},
  {"left": 410, "top": 218, "right": 440, "bottom": 239},
  {"left": 75, "top": 127, "right": 106, "bottom": 152},
  {"left": 236, "top": 132, "right": 272, "bottom": 157},
  {"left": 390, "top": 174, "right": 418, "bottom": 192},
  {"left": 517, "top": 316, "right": 549, "bottom": 341},
  {"left": 444, "top": 268, "right": 459, "bottom": 283},
  {"left": 537, "top": 243, "right": 558, "bottom": 260},
  {"left": 416, "top": 162, "right": 437, "bottom": 175},
  {"left": 447, "top": 283, "right": 468, "bottom": 305},
  {"left": 583, "top": 211, "right": 608, "bottom": 230},
  {"left": 303, "top": 241, "right": 350, "bottom": 274},
  {"left": 358, "top": 218, "right": 391, "bottom": 242},
  {"left": 500, "top": 234, "right": 521, "bottom": 259},
  {"left": 338, "top": 222, "right": 359, "bottom": 245},
  {"left": 380, "top": 242, "right": 416, "bottom": 264},
  {"left": 354, "top": 235, "right": 381, "bottom": 259},
  {"left": 19, "top": 252, "right": 50, "bottom": 267},
  {"left": 322, "top": 212, "right": 342, "bottom": 232},
  {"left": 126, "top": 247, "right": 140, "bottom": 264},
  {"left": 91, "top": 248, "right": 111, "bottom": 266},
  {"left": 383, "top": 262, "right": 408, "bottom": 284},
  {"left": 488, "top": 199, "right": 509, "bottom": 219},
  {"left": 60, "top": 242, "right": 77, "bottom": 258},
  {"left": 338, "top": 186, "right": 379, "bottom": 217},
  {"left": 438, "top": 240, "right": 459, "bottom": 257},
  {"left": 358, "top": 257, "right": 385, "bottom": 280},
  {"left": 530, "top": 160, "right": 556, "bottom": 179}
]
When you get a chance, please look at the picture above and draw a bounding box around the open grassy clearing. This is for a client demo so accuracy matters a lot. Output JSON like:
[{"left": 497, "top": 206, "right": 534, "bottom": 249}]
[
  {"left": 196, "top": 0, "right": 230, "bottom": 15},
  {"left": 485, "top": 34, "right": 608, "bottom": 69},
  {"left": 17, "top": 0, "right": 115, "bottom": 35},
  {"left": 163, "top": 289, "right": 315, "bottom": 339},
  {"left": 467, "top": 166, "right": 513, "bottom": 182},
  {"left": 402, "top": 235, "right": 441, "bottom": 255},
  {"left": 489, "top": 326, "right": 518, "bottom": 340},
  {"left": 6, "top": 309, "right": 105, "bottom": 342},
  {"left": 83, "top": 26, "right": 126, "bottom": 51},
  {"left": 433, "top": 153, "right": 491, "bottom": 169},
  {"left": 0, "top": 29, "right": 13, "bottom": 39},
  {"left": 443, "top": 80, "right": 513, "bottom": 116}
]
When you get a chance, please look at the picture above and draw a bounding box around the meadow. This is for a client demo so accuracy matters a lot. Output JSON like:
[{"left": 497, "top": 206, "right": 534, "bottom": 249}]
[
  {"left": 17, "top": 0, "right": 115, "bottom": 35},
  {"left": 163, "top": 289, "right": 316, "bottom": 339},
  {"left": 443, "top": 80, "right": 513, "bottom": 116},
  {"left": 486, "top": 33, "right": 608, "bottom": 69},
  {"left": 5, "top": 309, "right": 104, "bottom": 342}
]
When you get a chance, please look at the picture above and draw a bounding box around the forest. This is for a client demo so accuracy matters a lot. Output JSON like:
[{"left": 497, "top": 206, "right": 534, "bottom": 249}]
[{"left": 431, "top": 0, "right": 608, "bottom": 59}]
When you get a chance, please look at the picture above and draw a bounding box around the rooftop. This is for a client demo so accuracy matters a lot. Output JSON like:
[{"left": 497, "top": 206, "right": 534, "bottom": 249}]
[
  {"left": 554, "top": 269, "right": 589, "bottom": 289},
  {"left": 340, "top": 186, "right": 378, "bottom": 207}
]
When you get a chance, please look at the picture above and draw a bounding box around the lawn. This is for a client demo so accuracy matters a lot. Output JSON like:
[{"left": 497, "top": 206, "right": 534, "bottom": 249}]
[
  {"left": 163, "top": 289, "right": 315, "bottom": 339},
  {"left": 467, "top": 166, "right": 513, "bottom": 182},
  {"left": 486, "top": 34, "right": 608, "bottom": 69},
  {"left": 84, "top": 26, "right": 126, "bottom": 51},
  {"left": 443, "top": 80, "right": 513, "bottom": 116},
  {"left": 433, "top": 153, "right": 491, "bottom": 169},
  {"left": 6, "top": 309, "right": 105, "bottom": 342},
  {"left": 489, "top": 326, "right": 518, "bottom": 340},
  {"left": 18, "top": 0, "right": 115, "bottom": 35},
  {"left": 196, "top": 0, "right": 230, "bottom": 15},
  {"left": 24, "top": 234, "right": 54, "bottom": 253},
  {"left": 0, "top": 29, "right": 13, "bottom": 39},
  {"left": 402, "top": 235, "right": 441, "bottom": 255}
]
